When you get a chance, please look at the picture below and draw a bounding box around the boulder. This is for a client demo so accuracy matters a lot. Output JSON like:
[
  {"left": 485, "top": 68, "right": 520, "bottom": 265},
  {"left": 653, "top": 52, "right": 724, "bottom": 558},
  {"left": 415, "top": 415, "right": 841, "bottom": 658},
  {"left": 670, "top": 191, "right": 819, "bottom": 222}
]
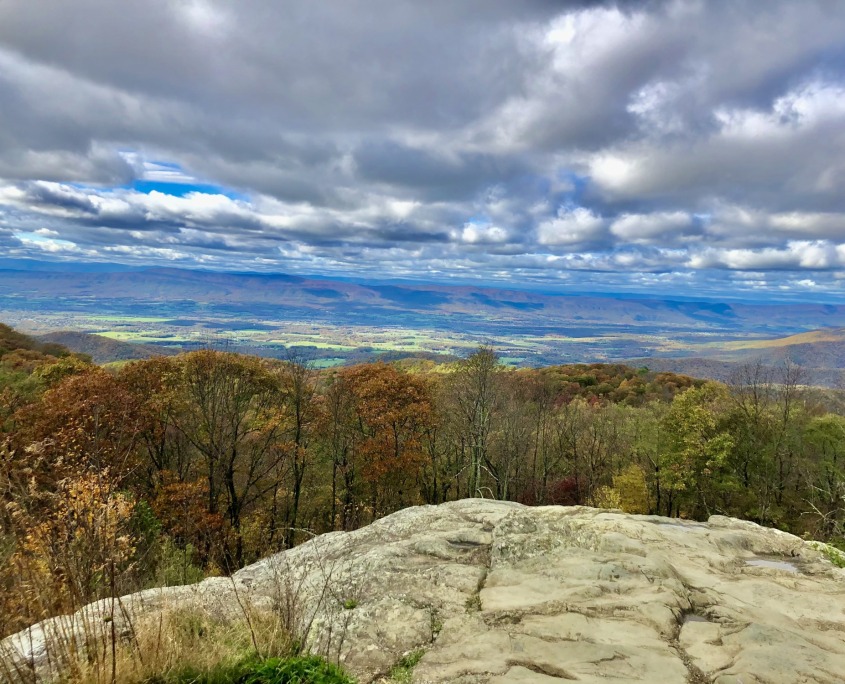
[{"left": 3, "top": 500, "right": 845, "bottom": 683}]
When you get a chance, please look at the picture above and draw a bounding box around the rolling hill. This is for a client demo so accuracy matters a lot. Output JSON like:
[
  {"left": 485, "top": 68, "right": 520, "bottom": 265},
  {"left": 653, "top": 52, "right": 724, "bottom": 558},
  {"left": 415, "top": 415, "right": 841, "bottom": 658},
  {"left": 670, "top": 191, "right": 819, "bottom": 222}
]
[
  {"left": 36, "top": 331, "right": 181, "bottom": 364},
  {"left": 630, "top": 328, "right": 845, "bottom": 388}
]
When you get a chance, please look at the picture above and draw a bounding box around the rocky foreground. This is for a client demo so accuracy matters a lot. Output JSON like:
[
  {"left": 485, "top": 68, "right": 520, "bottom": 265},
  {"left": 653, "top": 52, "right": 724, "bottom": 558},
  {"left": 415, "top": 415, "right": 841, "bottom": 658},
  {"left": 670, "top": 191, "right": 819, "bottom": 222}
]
[{"left": 4, "top": 500, "right": 845, "bottom": 683}]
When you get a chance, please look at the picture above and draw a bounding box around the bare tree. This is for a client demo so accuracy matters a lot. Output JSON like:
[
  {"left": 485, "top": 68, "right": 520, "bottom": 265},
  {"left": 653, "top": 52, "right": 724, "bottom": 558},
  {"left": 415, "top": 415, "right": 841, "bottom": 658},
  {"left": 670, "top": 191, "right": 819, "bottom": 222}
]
[{"left": 449, "top": 346, "right": 500, "bottom": 498}]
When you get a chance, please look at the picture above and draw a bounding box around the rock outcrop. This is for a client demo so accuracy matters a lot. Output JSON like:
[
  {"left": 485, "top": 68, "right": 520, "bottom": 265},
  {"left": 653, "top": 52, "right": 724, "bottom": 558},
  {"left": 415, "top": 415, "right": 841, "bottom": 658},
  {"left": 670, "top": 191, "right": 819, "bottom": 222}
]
[{"left": 4, "top": 500, "right": 845, "bottom": 683}]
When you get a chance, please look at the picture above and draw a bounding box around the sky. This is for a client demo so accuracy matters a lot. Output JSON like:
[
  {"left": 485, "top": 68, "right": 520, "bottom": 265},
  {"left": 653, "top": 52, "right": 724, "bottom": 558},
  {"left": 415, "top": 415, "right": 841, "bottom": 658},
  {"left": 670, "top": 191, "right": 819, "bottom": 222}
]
[{"left": 1, "top": 0, "right": 845, "bottom": 300}]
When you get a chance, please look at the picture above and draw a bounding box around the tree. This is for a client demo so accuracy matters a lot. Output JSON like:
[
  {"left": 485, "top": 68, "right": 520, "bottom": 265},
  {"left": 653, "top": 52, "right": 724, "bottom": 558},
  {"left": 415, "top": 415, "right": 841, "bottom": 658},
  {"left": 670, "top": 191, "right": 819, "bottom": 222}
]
[
  {"left": 340, "top": 363, "right": 433, "bottom": 519},
  {"left": 661, "top": 382, "right": 734, "bottom": 518},
  {"left": 802, "top": 414, "right": 845, "bottom": 540},
  {"left": 485, "top": 372, "right": 529, "bottom": 500},
  {"left": 13, "top": 367, "right": 146, "bottom": 488},
  {"left": 119, "top": 357, "right": 194, "bottom": 485},
  {"left": 173, "top": 351, "right": 283, "bottom": 567},
  {"left": 316, "top": 372, "right": 358, "bottom": 530},
  {"left": 273, "top": 349, "right": 319, "bottom": 548},
  {"left": 728, "top": 359, "right": 806, "bottom": 525},
  {"left": 449, "top": 346, "right": 500, "bottom": 497}
]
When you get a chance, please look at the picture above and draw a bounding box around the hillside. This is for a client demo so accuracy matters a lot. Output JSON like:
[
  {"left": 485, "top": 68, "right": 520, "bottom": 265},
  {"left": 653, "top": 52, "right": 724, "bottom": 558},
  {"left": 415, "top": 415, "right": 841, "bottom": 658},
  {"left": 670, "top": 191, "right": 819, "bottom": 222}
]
[
  {"left": 628, "top": 356, "right": 845, "bottom": 389},
  {"left": 720, "top": 327, "right": 845, "bottom": 349},
  {"left": 36, "top": 330, "right": 180, "bottom": 364},
  {"left": 0, "top": 322, "right": 69, "bottom": 359},
  {"left": 634, "top": 327, "right": 845, "bottom": 388},
  {"left": 728, "top": 339, "right": 845, "bottom": 372}
]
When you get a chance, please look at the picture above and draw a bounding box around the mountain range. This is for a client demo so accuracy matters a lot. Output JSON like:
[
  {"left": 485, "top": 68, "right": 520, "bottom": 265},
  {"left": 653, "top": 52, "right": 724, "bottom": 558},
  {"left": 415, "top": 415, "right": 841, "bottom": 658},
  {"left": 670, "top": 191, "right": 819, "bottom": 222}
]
[
  {"left": 2, "top": 264, "right": 844, "bottom": 386},
  {"left": 3, "top": 265, "right": 844, "bottom": 333}
]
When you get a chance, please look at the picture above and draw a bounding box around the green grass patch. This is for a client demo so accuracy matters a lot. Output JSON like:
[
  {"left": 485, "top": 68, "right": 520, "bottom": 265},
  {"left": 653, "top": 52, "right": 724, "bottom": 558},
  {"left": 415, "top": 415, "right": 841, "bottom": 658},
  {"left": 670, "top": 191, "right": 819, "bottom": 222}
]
[
  {"left": 388, "top": 649, "right": 424, "bottom": 684},
  {"left": 311, "top": 358, "right": 347, "bottom": 369},
  {"left": 152, "top": 654, "right": 355, "bottom": 684},
  {"left": 103, "top": 360, "right": 134, "bottom": 371}
]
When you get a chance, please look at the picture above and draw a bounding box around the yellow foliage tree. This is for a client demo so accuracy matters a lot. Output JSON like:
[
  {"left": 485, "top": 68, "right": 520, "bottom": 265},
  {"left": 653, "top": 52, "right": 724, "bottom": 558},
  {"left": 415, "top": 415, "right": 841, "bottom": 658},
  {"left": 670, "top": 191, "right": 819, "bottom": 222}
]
[
  {"left": 613, "top": 464, "right": 651, "bottom": 514},
  {"left": 4, "top": 471, "right": 136, "bottom": 636}
]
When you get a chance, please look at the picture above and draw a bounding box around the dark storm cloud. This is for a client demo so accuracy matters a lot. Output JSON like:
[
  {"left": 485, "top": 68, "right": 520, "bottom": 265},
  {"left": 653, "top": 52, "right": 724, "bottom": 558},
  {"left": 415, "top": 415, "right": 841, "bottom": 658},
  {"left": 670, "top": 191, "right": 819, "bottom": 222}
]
[{"left": 1, "top": 0, "right": 845, "bottom": 296}]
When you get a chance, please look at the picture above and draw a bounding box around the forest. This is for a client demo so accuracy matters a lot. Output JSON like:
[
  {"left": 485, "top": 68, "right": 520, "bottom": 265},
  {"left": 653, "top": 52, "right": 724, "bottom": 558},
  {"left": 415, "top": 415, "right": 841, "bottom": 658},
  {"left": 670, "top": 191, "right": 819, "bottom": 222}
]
[{"left": 1, "top": 322, "right": 844, "bottom": 639}]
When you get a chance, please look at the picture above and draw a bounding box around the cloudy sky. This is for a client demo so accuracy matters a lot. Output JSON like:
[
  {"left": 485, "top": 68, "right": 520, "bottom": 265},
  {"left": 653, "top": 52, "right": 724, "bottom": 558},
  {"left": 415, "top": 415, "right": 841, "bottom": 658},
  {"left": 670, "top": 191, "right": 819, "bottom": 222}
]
[{"left": 2, "top": 0, "right": 845, "bottom": 299}]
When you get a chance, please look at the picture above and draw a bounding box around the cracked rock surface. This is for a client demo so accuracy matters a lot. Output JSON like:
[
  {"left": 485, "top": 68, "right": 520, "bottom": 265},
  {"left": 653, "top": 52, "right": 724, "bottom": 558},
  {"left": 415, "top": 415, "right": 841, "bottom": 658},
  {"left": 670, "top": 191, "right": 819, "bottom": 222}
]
[{"left": 5, "top": 500, "right": 845, "bottom": 683}]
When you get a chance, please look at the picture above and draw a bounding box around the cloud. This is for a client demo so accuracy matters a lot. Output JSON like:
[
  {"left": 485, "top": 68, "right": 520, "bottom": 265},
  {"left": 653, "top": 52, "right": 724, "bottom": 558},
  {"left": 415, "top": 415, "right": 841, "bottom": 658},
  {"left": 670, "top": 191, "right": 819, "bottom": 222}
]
[
  {"left": 689, "top": 241, "right": 845, "bottom": 271},
  {"left": 537, "top": 207, "right": 606, "bottom": 246},
  {"left": 610, "top": 211, "right": 696, "bottom": 243},
  {"left": 0, "top": 1, "right": 844, "bottom": 299},
  {"left": 454, "top": 222, "right": 510, "bottom": 245}
]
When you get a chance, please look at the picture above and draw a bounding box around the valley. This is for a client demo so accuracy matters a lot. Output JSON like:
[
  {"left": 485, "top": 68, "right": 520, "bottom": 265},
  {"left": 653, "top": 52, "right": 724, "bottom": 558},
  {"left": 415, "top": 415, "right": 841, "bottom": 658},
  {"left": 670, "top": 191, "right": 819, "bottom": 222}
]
[{"left": 3, "top": 265, "right": 844, "bottom": 384}]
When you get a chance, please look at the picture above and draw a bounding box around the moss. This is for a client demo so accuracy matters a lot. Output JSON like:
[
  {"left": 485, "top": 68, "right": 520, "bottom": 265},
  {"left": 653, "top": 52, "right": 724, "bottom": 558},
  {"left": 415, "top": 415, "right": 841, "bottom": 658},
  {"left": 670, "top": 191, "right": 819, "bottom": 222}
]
[
  {"left": 808, "top": 541, "right": 845, "bottom": 568},
  {"left": 464, "top": 593, "right": 482, "bottom": 613}
]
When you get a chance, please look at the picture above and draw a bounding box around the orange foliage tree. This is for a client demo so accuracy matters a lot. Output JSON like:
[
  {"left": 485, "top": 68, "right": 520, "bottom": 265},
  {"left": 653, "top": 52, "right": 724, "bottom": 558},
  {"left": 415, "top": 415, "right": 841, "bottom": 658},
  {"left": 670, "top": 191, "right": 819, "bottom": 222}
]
[
  {"left": 340, "top": 363, "right": 433, "bottom": 519},
  {"left": 12, "top": 367, "right": 147, "bottom": 487}
]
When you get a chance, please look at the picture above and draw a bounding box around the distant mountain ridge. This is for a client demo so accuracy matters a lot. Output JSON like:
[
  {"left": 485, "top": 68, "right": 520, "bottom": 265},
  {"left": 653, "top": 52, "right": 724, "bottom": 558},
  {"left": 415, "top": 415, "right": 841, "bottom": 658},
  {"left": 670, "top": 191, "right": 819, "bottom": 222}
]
[
  {"left": 3, "top": 265, "right": 844, "bottom": 336},
  {"left": 3, "top": 265, "right": 845, "bottom": 384}
]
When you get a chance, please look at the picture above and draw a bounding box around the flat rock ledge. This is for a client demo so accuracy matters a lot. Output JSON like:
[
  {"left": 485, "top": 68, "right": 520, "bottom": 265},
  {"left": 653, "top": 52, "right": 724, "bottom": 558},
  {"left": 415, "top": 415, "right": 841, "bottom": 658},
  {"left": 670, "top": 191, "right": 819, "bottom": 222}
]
[{"left": 4, "top": 500, "right": 845, "bottom": 683}]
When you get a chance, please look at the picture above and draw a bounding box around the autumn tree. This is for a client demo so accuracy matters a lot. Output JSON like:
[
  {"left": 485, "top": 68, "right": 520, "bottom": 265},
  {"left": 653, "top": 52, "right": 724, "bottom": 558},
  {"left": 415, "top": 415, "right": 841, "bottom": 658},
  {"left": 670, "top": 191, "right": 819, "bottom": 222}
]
[
  {"left": 172, "top": 350, "right": 283, "bottom": 567},
  {"left": 522, "top": 372, "right": 559, "bottom": 505},
  {"left": 418, "top": 374, "right": 465, "bottom": 505},
  {"left": 271, "top": 349, "right": 319, "bottom": 548},
  {"left": 340, "top": 363, "right": 433, "bottom": 519},
  {"left": 118, "top": 356, "right": 192, "bottom": 485},
  {"left": 12, "top": 366, "right": 146, "bottom": 488},
  {"left": 316, "top": 372, "right": 359, "bottom": 530},
  {"left": 487, "top": 372, "right": 534, "bottom": 500}
]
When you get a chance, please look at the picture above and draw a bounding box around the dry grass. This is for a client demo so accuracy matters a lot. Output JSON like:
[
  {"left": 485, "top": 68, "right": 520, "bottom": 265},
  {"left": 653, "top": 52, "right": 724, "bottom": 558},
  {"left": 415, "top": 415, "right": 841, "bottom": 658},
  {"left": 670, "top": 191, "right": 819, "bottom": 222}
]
[
  {"left": 1, "top": 597, "right": 284, "bottom": 684},
  {"left": 77, "top": 606, "right": 289, "bottom": 684},
  {"left": 0, "top": 544, "right": 356, "bottom": 684}
]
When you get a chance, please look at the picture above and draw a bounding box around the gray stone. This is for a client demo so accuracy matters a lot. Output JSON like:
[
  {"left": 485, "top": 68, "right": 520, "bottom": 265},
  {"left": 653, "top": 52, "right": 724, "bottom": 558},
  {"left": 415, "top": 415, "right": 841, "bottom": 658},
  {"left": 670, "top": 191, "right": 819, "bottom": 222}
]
[{"left": 3, "top": 500, "right": 845, "bottom": 683}]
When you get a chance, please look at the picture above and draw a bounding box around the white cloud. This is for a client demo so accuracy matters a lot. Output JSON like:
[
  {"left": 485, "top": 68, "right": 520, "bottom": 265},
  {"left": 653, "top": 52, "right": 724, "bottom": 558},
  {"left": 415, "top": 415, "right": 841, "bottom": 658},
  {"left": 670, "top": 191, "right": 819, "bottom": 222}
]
[
  {"left": 456, "top": 222, "right": 509, "bottom": 244},
  {"left": 537, "top": 207, "right": 605, "bottom": 246},
  {"left": 689, "top": 241, "right": 845, "bottom": 270}
]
